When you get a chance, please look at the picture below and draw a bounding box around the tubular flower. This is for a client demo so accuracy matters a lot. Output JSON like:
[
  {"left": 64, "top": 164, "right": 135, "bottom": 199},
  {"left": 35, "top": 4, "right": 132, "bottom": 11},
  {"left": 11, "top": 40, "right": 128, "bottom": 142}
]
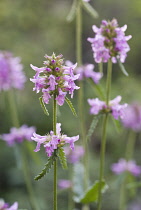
[
  {"left": 88, "top": 95, "right": 127, "bottom": 120},
  {"left": 30, "top": 53, "right": 80, "bottom": 106},
  {"left": 0, "top": 199, "right": 18, "bottom": 210},
  {"left": 121, "top": 103, "right": 141, "bottom": 131},
  {"left": 0, "top": 51, "right": 26, "bottom": 91},
  {"left": 66, "top": 61, "right": 102, "bottom": 84},
  {"left": 31, "top": 123, "right": 79, "bottom": 157},
  {"left": 88, "top": 19, "right": 132, "bottom": 63},
  {"left": 1, "top": 125, "right": 36, "bottom": 146},
  {"left": 111, "top": 159, "right": 141, "bottom": 176}
]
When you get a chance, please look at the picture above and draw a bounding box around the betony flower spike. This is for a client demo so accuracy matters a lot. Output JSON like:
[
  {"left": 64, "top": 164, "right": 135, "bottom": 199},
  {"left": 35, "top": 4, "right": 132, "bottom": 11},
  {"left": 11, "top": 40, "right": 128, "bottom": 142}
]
[
  {"left": 30, "top": 53, "right": 80, "bottom": 106},
  {"left": 88, "top": 19, "right": 132, "bottom": 63}
]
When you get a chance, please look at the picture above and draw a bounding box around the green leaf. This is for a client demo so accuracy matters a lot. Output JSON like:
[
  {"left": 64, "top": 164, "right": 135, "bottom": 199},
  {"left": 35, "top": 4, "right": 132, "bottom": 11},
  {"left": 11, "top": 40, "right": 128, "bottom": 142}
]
[
  {"left": 118, "top": 59, "right": 129, "bottom": 76},
  {"left": 127, "top": 181, "right": 141, "bottom": 189},
  {"left": 39, "top": 96, "right": 49, "bottom": 116},
  {"left": 58, "top": 147, "right": 68, "bottom": 169},
  {"left": 81, "top": 1, "right": 99, "bottom": 19},
  {"left": 34, "top": 155, "right": 57, "bottom": 180},
  {"left": 87, "top": 78, "right": 105, "bottom": 100},
  {"left": 66, "top": 0, "right": 78, "bottom": 22},
  {"left": 86, "top": 114, "right": 101, "bottom": 140},
  {"left": 65, "top": 97, "right": 77, "bottom": 117},
  {"left": 80, "top": 180, "right": 108, "bottom": 204},
  {"left": 111, "top": 116, "right": 122, "bottom": 133}
]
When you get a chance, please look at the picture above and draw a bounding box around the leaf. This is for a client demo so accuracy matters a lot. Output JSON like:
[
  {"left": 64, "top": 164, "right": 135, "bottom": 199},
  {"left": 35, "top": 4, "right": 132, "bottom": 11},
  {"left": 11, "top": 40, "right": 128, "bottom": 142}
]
[
  {"left": 111, "top": 116, "right": 122, "bottom": 133},
  {"left": 127, "top": 181, "right": 141, "bottom": 189},
  {"left": 81, "top": 1, "right": 99, "bottom": 19},
  {"left": 87, "top": 78, "right": 105, "bottom": 100},
  {"left": 34, "top": 155, "right": 57, "bottom": 180},
  {"left": 118, "top": 59, "right": 129, "bottom": 76},
  {"left": 66, "top": 0, "right": 78, "bottom": 22},
  {"left": 65, "top": 97, "right": 77, "bottom": 117},
  {"left": 86, "top": 114, "right": 101, "bottom": 140},
  {"left": 58, "top": 147, "right": 68, "bottom": 169},
  {"left": 80, "top": 180, "right": 108, "bottom": 204},
  {"left": 39, "top": 96, "right": 49, "bottom": 116}
]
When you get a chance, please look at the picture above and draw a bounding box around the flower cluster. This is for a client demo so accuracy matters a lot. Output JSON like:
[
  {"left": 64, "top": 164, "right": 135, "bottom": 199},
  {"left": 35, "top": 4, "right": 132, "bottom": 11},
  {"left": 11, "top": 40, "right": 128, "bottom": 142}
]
[
  {"left": 58, "top": 179, "right": 72, "bottom": 189},
  {"left": 88, "top": 95, "right": 127, "bottom": 120},
  {"left": 64, "top": 145, "right": 84, "bottom": 164},
  {"left": 111, "top": 159, "right": 141, "bottom": 176},
  {"left": 31, "top": 123, "right": 79, "bottom": 157},
  {"left": 66, "top": 61, "right": 102, "bottom": 84},
  {"left": 88, "top": 19, "right": 132, "bottom": 63},
  {"left": 0, "top": 51, "right": 26, "bottom": 91},
  {"left": 122, "top": 103, "right": 141, "bottom": 131},
  {"left": 30, "top": 53, "right": 80, "bottom": 106},
  {"left": 0, "top": 199, "right": 18, "bottom": 210},
  {"left": 1, "top": 125, "right": 36, "bottom": 146}
]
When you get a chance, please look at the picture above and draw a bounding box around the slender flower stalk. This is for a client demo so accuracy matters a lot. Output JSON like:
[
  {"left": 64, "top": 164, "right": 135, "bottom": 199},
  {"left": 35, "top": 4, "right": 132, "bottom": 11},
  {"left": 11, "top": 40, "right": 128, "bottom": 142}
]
[
  {"left": 53, "top": 94, "right": 58, "bottom": 210},
  {"left": 97, "top": 59, "right": 112, "bottom": 210}
]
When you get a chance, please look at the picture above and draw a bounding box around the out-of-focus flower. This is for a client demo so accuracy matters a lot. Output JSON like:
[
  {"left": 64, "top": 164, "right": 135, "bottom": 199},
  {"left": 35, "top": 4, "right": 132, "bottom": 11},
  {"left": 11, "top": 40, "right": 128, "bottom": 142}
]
[
  {"left": 88, "top": 19, "right": 132, "bottom": 63},
  {"left": 111, "top": 159, "right": 141, "bottom": 176},
  {"left": 0, "top": 199, "right": 18, "bottom": 210},
  {"left": 121, "top": 103, "right": 141, "bottom": 132},
  {"left": 31, "top": 123, "right": 79, "bottom": 157},
  {"left": 58, "top": 179, "right": 72, "bottom": 189},
  {"left": 30, "top": 53, "right": 80, "bottom": 106},
  {"left": 0, "top": 51, "right": 26, "bottom": 91},
  {"left": 88, "top": 96, "right": 127, "bottom": 120},
  {"left": 1, "top": 125, "right": 36, "bottom": 146},
  {"left": 83, "top": 0, "right": 90, "bottom": 2},
  {"left": 66, "top": 61, "right": 102, "bottom": 84},
  {"left": 64, "top": 145, "right": 85, "bottom": 164}
]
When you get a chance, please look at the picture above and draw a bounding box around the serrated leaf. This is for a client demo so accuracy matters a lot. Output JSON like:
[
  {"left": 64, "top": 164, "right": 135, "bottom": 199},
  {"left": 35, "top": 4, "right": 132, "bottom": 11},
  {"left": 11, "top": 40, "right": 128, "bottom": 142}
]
[
  {"left": 66, "top": 0, "right": 78, "bottom": 22},
  {"left": 65, "top": 97, "right": 77, "bottom": 117},
  {"left": 34, "top": 155, "right": 56, "bottom": 180},
  {"left": 118, "top": 59, "right": 129, "bottom": 76},
  {"left": 86, "top": 114, "right": 101, "bottom": 140},
  {"left": 80, "top": 180, "right": 108, "bottom": 204},
  {"left": 82, "top": 1, "right": 99, "bottom": 19},
  {"left": 39, "top": 96, "right": 49, "bottom": 116},
  {"left": 58, "top": 147, "right": 68, "bottom": 169}
]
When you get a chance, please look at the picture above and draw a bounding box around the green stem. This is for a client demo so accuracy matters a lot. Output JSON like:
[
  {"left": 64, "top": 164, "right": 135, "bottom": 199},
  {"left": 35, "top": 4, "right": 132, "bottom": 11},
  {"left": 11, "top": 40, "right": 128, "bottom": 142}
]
[
  {"left": 98, "top": 63, "right": 103, "bottom": 74},
  {"left": 97, "top": 59, "right": 112, "bottom": 210},
  {"left": 97, "top": 114, "right": 109, "bottom": 210},
  {"left": 68, "top": 165, "right": 74, "bottom": 210},
  {"left": 125, "top": 130, "right": 136, "bottom": 161},
  {"left": 53, "top": 95, "right": 57, "bottom": 210},
  {"left": 76, "top": 0, "right": 82, "bottom": 66},
  {"left": 7, "top": 89, "right": 20, "bottom": 127},
  {"left": 106, "top": 59, "right": 112, "bottom": 105},
  {"left": 119, "top": 177, "right": 127, "bottom": 210}
]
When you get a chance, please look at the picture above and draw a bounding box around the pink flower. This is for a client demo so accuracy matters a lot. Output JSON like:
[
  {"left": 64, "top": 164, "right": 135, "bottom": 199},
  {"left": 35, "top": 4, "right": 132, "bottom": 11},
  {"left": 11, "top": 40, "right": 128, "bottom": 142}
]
[
  {"left": 58, "top": 179, "right": 72, "bottom": 189},
  {"left": 31, "top": 123, "right": 79, "bottom": 157},
  {"left": 64, "top": 145, "right": 85, "bottom": 164},
  {"left": 0, "top": 199, "right": 18, "bottom": 210}
]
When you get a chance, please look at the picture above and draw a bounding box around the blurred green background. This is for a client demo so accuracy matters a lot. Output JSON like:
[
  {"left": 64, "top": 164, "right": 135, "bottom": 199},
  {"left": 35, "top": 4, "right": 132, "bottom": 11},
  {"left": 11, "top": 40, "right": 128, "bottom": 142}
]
[{"left": 0, "top": 0, "right": 141, "bottom": 209}]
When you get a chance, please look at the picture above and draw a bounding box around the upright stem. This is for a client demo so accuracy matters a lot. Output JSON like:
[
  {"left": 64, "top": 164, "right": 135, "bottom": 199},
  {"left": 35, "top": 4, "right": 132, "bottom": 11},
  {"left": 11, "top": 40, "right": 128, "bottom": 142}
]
[
  {"left": 97, "top": 60, "right": 112, "bottom": 210},
  {"left": 125, "top": 130, "right": 136, "bottom": 161},
  {"left": 76, "top": 0, "right": 89, "bottom": 195},
  {"left": 53, "top": 95, "right": 57, "bottom": 210}
]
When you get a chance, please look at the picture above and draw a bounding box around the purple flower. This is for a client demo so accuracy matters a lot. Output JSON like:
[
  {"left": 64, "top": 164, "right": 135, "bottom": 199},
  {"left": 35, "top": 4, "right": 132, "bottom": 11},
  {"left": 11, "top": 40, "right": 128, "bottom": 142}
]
[
  {"left": 30, "top": 53, "right": 80, "bottom": 106},
  {"left": 88, "top": 19, "right": 132, "bottom": 63},
  {"left": 64, "top": 145, "right": 85, "bottom": 164},
  {"left": 111, "top": 159, "right": 141, "bottom": 176},
  {"left": 66, "top": 61, "right": 102, "bottom": 84},
  {"left": 0, "top": 199, "right": 18, "bottom": 210},
  {"left": 58, "top": 179, "right": 72, "bottom": 189},
  {"left": 0, "top": 51, "right": 26, "bottom": 91},
  {"left": 31, "top": 123, "right": 79, "bottom": 157},
  {"left": 1, "top": 125, "right": 36, "bottom": 146},
  {"left": 88, "top": 96, "right": 127, "bottom": 120},
  {"left": 121, "top": 103, "right": 141, "bottom": 131}
]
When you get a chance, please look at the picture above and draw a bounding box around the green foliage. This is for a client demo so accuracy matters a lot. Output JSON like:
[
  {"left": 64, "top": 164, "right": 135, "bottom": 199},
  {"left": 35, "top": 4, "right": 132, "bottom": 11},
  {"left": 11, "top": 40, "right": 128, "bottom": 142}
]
[
  {"left": 39, "top": 96, "right": 49, "bottom": 116},
  {"left": 65, "top": 97, "right": 77, "bottom": 117},
  {"left": 81, "top": 0, "right": 99, "bottom": 19},
  {"left": 58, "top": 147, "right": 68, "bottom": 169},
  {"left": 118, "top": 59, "right": 129, "bottom": 76},
  {"left": 87, "top": 114, "right": 101, "bottom": 140},
  {"left": 34, "top": 154, "right": 57, "bottom": 180},
  {"left": 80, "top": 180, "right": 108, "bottom": 204},
  {"left": 66, "top": 0, "right": 78, "bottom": 22}
]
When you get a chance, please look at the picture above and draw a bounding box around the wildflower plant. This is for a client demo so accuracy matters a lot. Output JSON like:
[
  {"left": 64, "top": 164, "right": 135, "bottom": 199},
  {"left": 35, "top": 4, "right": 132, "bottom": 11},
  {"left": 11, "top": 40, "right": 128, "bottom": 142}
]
[
  {"left": 0, "top": 199, "right": 18, "bottom": 210},
  {"left": 30, "top": 53, "right": 79, "bottom": 210}
]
